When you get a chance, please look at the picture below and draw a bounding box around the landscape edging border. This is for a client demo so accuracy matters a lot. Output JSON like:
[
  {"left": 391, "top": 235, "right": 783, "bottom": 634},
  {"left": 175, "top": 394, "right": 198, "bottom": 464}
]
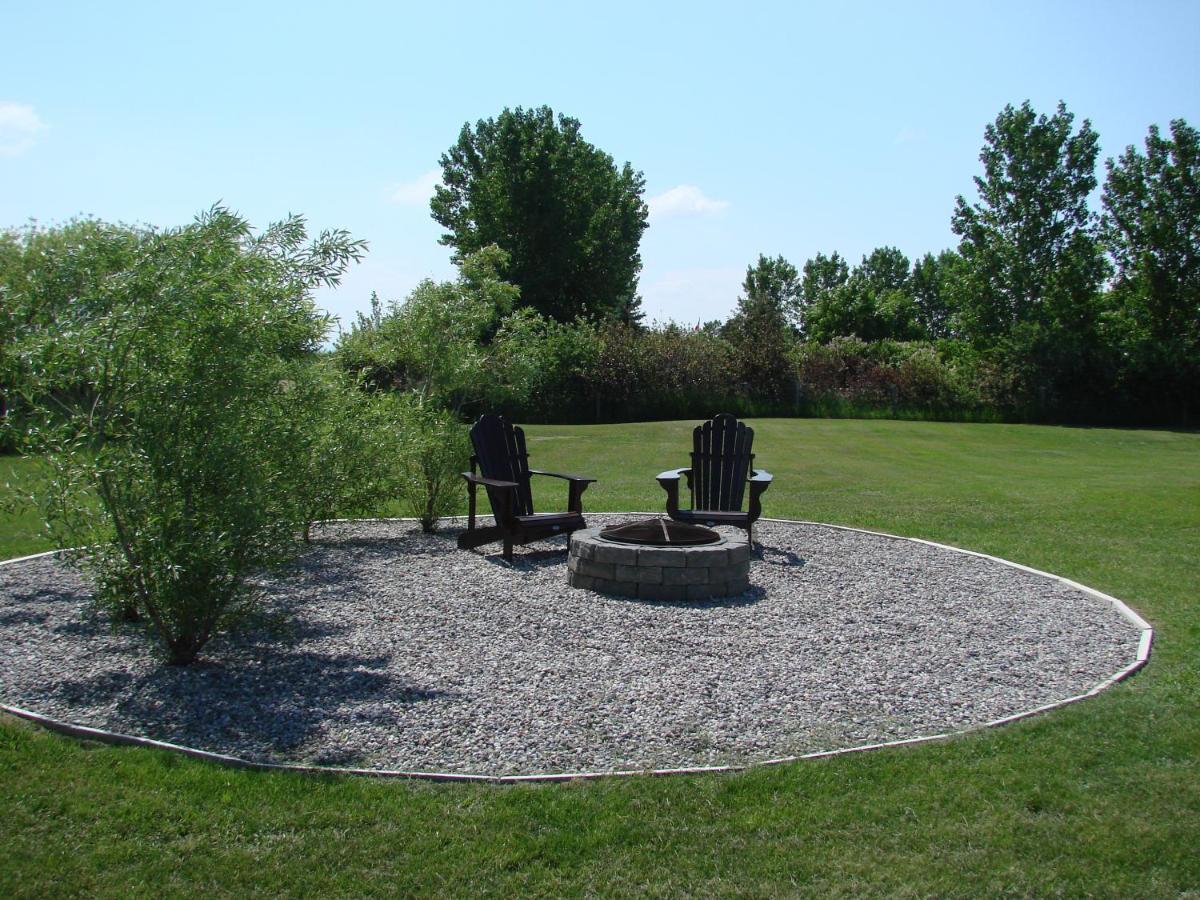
[{"left": 0, "top": 515, "right": 1154, "bottom": 783}]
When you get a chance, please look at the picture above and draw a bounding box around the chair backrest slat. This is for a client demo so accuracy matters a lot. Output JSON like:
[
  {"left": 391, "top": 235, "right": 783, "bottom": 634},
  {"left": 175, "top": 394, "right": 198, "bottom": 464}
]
[
  {"left": 690, "top": 413, "right": 754, "bottom": 512},
  {"left": 470, "top": 414, "right": 535, "bottom": 517}
]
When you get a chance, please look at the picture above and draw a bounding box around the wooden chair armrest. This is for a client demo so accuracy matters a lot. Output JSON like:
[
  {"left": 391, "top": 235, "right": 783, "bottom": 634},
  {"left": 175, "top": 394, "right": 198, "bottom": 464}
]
[
  {"left": 528, "top": 469, "right": 597, "bottom": 484},
  {"left": 656, "top": 467, "right": 692, "bottom": 481},
  {"left": 528, "top": 470, "right": 595, "bottom": 515},
  {"left": 461, "top": 472, "right": 519, "bottom": 490},
  {"left": 746, "top": 469, "right": 771, "bottom": 526}
]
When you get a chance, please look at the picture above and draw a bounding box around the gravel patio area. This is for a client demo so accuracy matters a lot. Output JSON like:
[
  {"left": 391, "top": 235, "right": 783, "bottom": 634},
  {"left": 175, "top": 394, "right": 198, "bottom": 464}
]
[{"left": 0, "top": 516, "right": 1145, "bottom": 777}]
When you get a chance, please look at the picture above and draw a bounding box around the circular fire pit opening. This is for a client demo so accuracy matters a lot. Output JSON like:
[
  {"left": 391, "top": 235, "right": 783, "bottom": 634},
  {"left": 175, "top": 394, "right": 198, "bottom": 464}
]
[
  {"left": 569, "top": 520, "right": 751, "bottom": 602},
  {"left": 599, "top": 518, "right": 721, "bottom": 546}
]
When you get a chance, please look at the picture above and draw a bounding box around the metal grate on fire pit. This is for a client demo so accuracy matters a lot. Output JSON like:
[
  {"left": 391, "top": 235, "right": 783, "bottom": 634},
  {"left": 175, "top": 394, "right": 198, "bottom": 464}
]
[{"left": 598, "top": 517, "right": 721, "bottom": 546}]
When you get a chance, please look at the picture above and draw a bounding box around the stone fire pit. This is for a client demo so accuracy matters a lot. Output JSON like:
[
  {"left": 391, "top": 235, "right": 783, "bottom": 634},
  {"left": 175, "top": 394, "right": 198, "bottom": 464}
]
[{"left": 568, "top": 518, "right": 751, "bottom": 601}]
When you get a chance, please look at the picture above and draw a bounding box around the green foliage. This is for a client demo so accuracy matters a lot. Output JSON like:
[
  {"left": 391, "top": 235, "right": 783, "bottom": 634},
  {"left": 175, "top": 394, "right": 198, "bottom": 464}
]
[
  {"left": 732, "top": 253, "right": 801, "bottom": 331},
  {"left": 1102, "top": 118, "right": 1200, "bottom": 336},
  {"left": 804, "top": 247, "right": 924, "bottom": 343},
  {"left": 799, "top": 251, "right": 849, "bottom": 337},
  {"left": 387, "top": 394, "right": 469, "bottom": 533},
  {"left": 721, "top": 255, "right": 801, "bottom": 401},
  {"left": 332, "top": 252, "right": 524, "bottom": 530},
  {"left": 485, "top": 318, "right": 1000, "bottom": 424},
  {"left": 0, "top": 219, "right": 145, "bottom": 451},
  {"left": 794, "top": 336, "right": 986, "bottom": 418},
  {"left": 951, "top": 100, "right": 1108, "bottom": 342},
  {"left": 431, "top": 105, "right": 649, "bottom": 324},
  {"left": 1102, "top": 119, "right": 1200, "bottom": 420},
  {"left": 494, "top": 315, "right": 603, "bottom": 422},
  {"left": 588, "top": 322, "right": 743, "bottom": 421},
  {"left": 949, "top": 100, "right": 1118, "bottom": 418},
  {"left": 334, "top": 246, "right": 540, "bottom": 416},
  {"left": 910, "top": 250, "right": 962, "bottom": 339},
  {"left": 856, "top": 245, "right": 911, "bottom": 295},
  {"left": 288, "top": 363, "right": 398, "bottom": 542},
  {"left": 411, "top": 99, "right": 1197, "bottom": 427},
  {"left": 12, "top": 207, "right": 365, "bottom": 665}
]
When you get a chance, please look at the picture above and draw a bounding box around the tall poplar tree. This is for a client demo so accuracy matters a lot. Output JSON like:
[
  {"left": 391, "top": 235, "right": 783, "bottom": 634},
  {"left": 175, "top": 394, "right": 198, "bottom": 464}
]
[
  {"left": 1102, "top": 118, "right": 1200, "bottom": 349},
  {"left": 431, "top": 106, "right": 649, "bottom": 325},
  {"left": 951, "top": 101, "right": 1107, "bottom": 343},
  {"left": 1102, "top": 118, "right": 1200, "bottom": 419}
]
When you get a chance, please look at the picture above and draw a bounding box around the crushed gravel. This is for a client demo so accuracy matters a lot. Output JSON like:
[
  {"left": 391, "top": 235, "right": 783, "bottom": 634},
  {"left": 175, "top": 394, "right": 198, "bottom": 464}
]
[{"left": 0, "top": 516, "right": 1143, "bottom": 776}]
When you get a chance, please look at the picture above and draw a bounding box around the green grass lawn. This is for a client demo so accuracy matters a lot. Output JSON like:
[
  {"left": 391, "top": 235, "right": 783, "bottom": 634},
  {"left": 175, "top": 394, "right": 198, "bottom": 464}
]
[{"left": 2, "top": 419, "right": 1198, "bottom": 896}]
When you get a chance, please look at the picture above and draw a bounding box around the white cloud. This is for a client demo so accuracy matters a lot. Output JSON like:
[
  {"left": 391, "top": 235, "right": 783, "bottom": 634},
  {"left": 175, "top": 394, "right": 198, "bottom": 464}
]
[
  {"left": 0, "top": 101, "right": 46, "bottom": 157},
  {"left": 389, "top": 168, "right": 442, "bottom": 206},
  {"left": 893, "top": 126, "right": 925, "bottom": 145},
  {"left": 648, "top": 184, "right": 730, "bottom": 219}
]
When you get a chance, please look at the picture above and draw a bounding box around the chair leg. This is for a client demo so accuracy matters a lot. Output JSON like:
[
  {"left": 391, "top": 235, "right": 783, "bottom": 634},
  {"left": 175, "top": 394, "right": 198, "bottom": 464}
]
[{"left": 503, "top": 537, "right": 513, "bottom": 562}]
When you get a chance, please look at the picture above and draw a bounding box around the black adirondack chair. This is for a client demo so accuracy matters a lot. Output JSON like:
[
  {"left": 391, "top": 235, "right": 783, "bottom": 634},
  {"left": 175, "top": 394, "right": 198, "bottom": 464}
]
[
  {"left": 657, "top": 413, "right": 773, "bottom": 543},
  {"left": 457, "top": 414, "right": 596, "bottom": 561}
]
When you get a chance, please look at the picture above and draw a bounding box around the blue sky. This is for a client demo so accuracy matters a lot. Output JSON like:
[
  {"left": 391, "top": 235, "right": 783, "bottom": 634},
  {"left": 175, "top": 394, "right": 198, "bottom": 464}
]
[{"left": 2, "top": 1, "right": 1198, "bottom": 333}]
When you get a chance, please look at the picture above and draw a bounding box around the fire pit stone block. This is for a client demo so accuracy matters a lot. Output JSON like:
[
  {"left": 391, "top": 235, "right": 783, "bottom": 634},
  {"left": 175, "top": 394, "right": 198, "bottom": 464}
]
[{"left": 567, "top": 526, "right": 752, "bottom": 601}]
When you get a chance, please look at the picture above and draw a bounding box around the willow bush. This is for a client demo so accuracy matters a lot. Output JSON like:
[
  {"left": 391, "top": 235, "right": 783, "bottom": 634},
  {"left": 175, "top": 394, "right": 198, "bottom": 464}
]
[{"left": 14, "top": 207, "right": 365, "bottom": 665}]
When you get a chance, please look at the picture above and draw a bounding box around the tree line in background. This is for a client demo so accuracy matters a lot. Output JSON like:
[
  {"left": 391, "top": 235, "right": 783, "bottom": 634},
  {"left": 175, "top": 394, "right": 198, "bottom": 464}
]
[
  {"left": 342, "top": 102, "right": 1199, "bottom": 427},
  {"left": 0, "top": 100, "right": 1195, "bottom": 663}
]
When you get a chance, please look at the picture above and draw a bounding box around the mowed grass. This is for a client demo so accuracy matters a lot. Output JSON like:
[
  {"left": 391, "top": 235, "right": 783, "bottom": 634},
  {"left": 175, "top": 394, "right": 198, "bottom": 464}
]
[
  {"left": 2, "top": 419, "right": 1198, "bottom": 896},
  {"left": 0, "top": 455, "right": 50, "bottom": 559}
]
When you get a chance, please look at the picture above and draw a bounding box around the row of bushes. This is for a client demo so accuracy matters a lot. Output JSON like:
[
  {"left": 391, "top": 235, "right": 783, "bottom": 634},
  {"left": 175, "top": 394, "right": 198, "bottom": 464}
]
[
  {"left": 330, "top": 249, "right": 1198, "bottom": 428},
  {"left": 447, "top": 324, "right": 1184, "bottom": 427}
]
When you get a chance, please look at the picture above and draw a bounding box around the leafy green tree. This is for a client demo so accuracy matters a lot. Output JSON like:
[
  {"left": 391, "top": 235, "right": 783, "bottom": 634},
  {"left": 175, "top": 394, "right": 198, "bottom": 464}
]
[
  {"left": 805, "top": 248, "right": 922, "bottom": 342},
  {"left": 723, "top": 255, "right": 800, "bottom": 400},
  {"left": 14, "top": 207, "right": 365, "bottom": 665},
  {"left": 851, "top": 247, "right": 919, "bottom": 341},
  {"left": 910, "top": 250, "right": 963, "bottom": 339},
  {"left": 1100, "top": 118, "right": 1200, "bottom": 420},
  {"left": 431, "top": 106, "right": 649, "bottom": 324},
  {"left": 950, "top": 101, "right": 1114, "bottom": 415},
  {"left": 729, "top": 254, "right": 801, "bottom": 331},
  {"left": 1102, "top": 119, "right": 1200, "bottom": 351},
  {"left": 951, "top": 100, "right": 1108, "bottom": 342},
  {"left": 799, "top": 251, "right": 849, "bottom": 336},
  {"left": 857, "top": 246, "right": 911, "bottom": 295},
  {"left": 742, "top": 254, "right": 802, "bottom": 324}
]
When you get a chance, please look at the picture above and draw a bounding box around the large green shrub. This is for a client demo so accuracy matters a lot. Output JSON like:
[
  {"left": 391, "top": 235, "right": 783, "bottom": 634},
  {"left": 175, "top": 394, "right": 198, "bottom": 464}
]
[
  {"left": 386, "top": 394, "right": 469, "bottom": 533},
  {"left": 334, "top": 245, "right": 542, "bottom": 416},
  {"left": 509, "top": 316, "right": 603, "bottom": 422},
  {"left": 14, "top": 207, "right": 365, "bottom": 665},
  {"left": 0, "top": 219, "right": 144, "bottom": 452},
  {"left": 288, "top": 362, "right": 397, "bottom": 542}
]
